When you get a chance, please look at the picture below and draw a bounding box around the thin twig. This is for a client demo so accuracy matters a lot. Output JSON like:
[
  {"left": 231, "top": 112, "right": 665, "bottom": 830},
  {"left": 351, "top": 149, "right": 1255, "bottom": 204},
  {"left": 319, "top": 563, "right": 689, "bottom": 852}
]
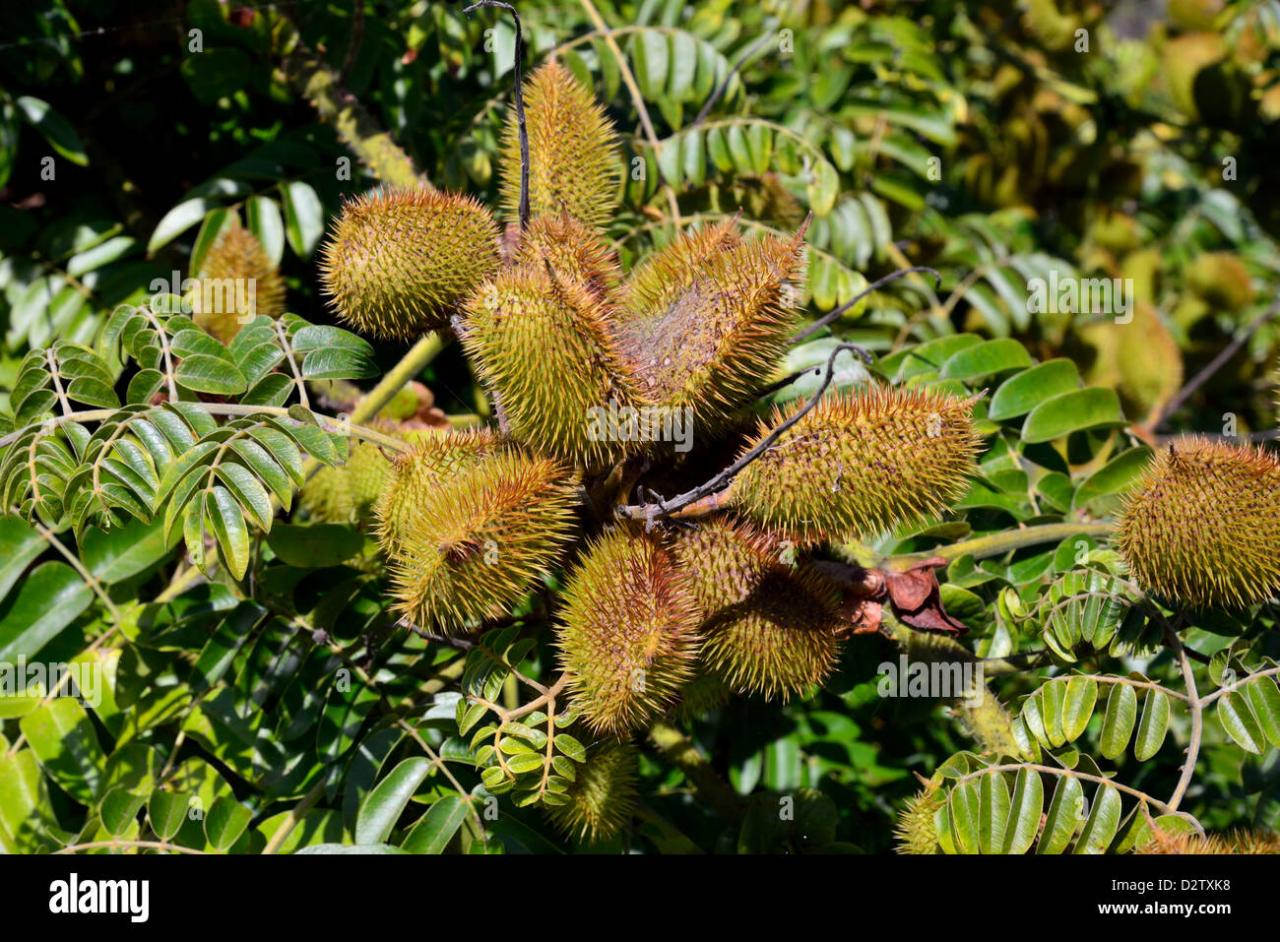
[
  {"left": 1165, "top": 629, "right": 1202, "bottom": 814},
  {"left": 618, "top": 344, "right": 872, "bottom": 522},
  {"left": 691, "top": 29, "right": 773, "bottom": 127},
  {"left": 465, "top": 1, "right": 529, "bottom": 230},
  {"left": 1155, "top": 296, "right": 1280, "bottom": 428},
  {"left": 791, "top": 265, "right": 943, "bottom": 344}
]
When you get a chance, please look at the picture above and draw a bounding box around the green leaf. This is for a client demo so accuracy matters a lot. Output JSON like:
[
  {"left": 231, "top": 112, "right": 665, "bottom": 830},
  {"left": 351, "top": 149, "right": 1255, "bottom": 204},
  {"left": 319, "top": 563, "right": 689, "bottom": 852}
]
[
  {"left": 20, "top": 699, "right": 106, "bottom": 804},
  {"left": 80, "top": 518, "right": 175, "bottom": 584},
  {"left": 280, "top": 181, "right": 324, "bottom": 258},
  {"left": 1243, "top": 676, "right": 1280, "bottom": 748},
  {"left": 1073, "top": 783, "right": 1122, "bottom": 854},
  {"left": 147, "top": 791, "right": 190, "bottom": 840},
  {"left": 1061, "top": 676, "right": 1097, "bottom": 743},
  {"left": 1021, "top": 388, "right": 1126, "bottom": 443},
  {"left": 1037, "top": 775, "right": 1084, "bottom": 854},
  {"left": 265, "top": 522, "right": 362, "bottom": 567},
  {"left": 988, "top": 359, "right": 1081, "bottom": 421},
  {"left": 1218, "top": 691, "right": 1265, "bottom": 755},
  {"left": 355, "top": 758, "right": 432, "bottom": 845},
  {"left": 1040, "top": 679, "right": 1066, "bottom": 747},
  {"left": 939, "top": 339, "right": 1034, "bottom": 382},
  {"left": 0, "top": 561, "right": 94, "bottom": 662},
  {"left": 1072, "top": 447, "right": 1153, "bottom": 511},
  {"left": 15, "top": 96, "right": 88, "bottom": 166},
  {"left": 148, "top": 198, "right": 216, "bottom": 255},
  {"left": 0, "top": 515, "right": 47, "bottom": 604},
  {"left": 401, "top": 796, "right": 470, "bottom": 854},
  {"left": 555, "top": 734, "right": 587, "bottom": 763},
  {"left": 204, "top": 796, "right": 253, "bottom": 851},
  {"left": 1099, "top": 683, "right": 1138, "bottom": 760},
  {"left": 175, "top": 355, "right": 247, "bottom": 396},
  {"left": 1133, "top": 688, "right": 1171, "bottom": 761},
  {"left": 977, "top": 771, "right": 1011, "bottom": 854},
  {"left": 205, "top": 486, "right": 251, "bottom": 580},
  {"left": 947, "top": 780, "right": 979, "bottom": 854},
  {"left": 99, "top": 787, "right": 146, "bottom": 837},
  {"left": 246, "top": 195, "right": 285, "bottom": 266},
  {"left": 1002, "top": 768, "right": 1044, "bottom": 855}
]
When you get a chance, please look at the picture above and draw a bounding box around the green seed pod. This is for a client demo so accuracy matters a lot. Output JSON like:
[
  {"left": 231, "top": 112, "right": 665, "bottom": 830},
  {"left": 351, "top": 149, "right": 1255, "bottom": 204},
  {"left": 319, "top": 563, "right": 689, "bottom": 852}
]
[
  {"left": 375, "top": 429, "right": 505, "bottom": 557},
  {"left": 319, "top": 188, "right": 500, "bottom": 340},
  {"left": 673, "top": 519, "right": 845, "bottom": 701},
  {"left": 546, "top": 740, "right": 639, "bottom": 843},
  {"left": 301, "top": 442, "right": 393, "bottom": 526},
  {"left": 728, "top": 386, "right": 981, "bottom": 546},
  {"left": 460, "top": 264, "right": 646, "bottom": 470},
  {"left": 557, "top": 529, "right": 701, "bottom": 734},
  {"left": 516, "top": 214, "right": 621, "bottom": 302},
  {"left": 614, "top": 230, "right": 808, "bottom": 433},
  {"left": 190, "top": 225, "right": 286, "bottom": 344},
  {"left": 388, "top": 450, "right": 578, "bottom": 634},
  {"left": 894, "top": 785, "right": 945, "bottom": 855},
  {"left": 501, "top": 60, "right": 622, "bottom": 228},
  {"left": 1117, "top": 439, "right": 1280, "bottom": 609}
]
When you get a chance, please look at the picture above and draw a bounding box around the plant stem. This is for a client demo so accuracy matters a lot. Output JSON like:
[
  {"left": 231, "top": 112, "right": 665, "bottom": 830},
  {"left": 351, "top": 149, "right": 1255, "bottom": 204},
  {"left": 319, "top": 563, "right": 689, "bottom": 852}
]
[
  {"left": 1166, "top": 630, "right": 1202, "bottom": 815},
  {"left": 349, "top": 333, "right": 448, "bottom": 425},
  {"left": 892, "top": 521, "right": 1116, "bottom": 564},
  {"left": 647, "top": 721, "right": 745, "bottom": 822}
]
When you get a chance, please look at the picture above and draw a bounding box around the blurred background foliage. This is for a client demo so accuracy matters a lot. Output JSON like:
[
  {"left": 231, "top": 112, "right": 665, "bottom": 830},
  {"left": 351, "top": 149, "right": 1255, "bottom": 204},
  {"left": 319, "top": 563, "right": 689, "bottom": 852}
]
[{"left": 0, "top": 0, "right": 1278, "bottom": 854}]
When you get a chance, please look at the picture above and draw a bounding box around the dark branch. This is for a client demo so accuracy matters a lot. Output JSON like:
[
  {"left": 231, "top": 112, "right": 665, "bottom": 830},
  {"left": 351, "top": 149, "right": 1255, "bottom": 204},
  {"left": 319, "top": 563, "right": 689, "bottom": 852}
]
[
  {"left": 791, "top": 265, "right": 943, "bottom": 344},
  {"left": 617, "top": 343, "right": 868, "bottom": 523},
  {"left": 465, "top": 1, "right": 529, "bottom": 229},
  {"left": 1154, "top": 295, "right": 1280, "bottom": 429},
  {"left": 691, "top": 29, "right": 774, "bottom": 128}
]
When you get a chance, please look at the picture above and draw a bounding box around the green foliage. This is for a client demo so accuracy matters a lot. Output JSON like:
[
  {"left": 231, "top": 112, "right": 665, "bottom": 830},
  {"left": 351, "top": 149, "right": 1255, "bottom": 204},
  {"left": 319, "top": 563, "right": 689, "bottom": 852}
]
[{"left": 1, "top": 0, "right": 1279, "bottom": 858}]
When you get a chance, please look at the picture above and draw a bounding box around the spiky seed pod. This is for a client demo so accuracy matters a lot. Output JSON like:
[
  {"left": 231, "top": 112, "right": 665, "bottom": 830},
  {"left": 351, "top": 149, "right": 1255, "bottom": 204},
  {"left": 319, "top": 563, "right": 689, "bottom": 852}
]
[
  {"left": 613, "top": 233, "right": 807, "bottom": 432},
  {"left": 500, "top": 60, "right": 622, "bottom": 228},
  {"left": 1185, "top": 252, "right": 1254, "bottom": 312},
  {"left": 894, "top": 784, "right": 945, "bottom": 854},
  {"left": 557, "top": 529, "right": 701, "bottom": 734},
  {"left": 319, "top": 188, "right": 500, "bottom": 340},
  {"left": 673, "top": 670, "right": 733, "bottom": 718},
  {"left": 728, "top": 386, "right": 981, "bottom": 546},
  {"left": 300, "top": 442, "right": 394, "bottom": 525},
  {"left": 672, "top": 519, "right": 845, "bottom": 701},
  {"left": 1140, "top": 827, "right": 1280, "bottom": 855},
  {"left": 190, "top": 225, "right": 286, "bottom": 344},
  {"left": 460, "top": 264, "right": 646, "bottom": 469},
  {"left": 375, "top": 429, "right": 505, "bottom": 558},
  {"left": 389, "top": 450, "right": 578, "bottom": 634},
  {"left": 546, "top": 741, "right": 639, "bottom": 843},
  {"left": 620, "top": 219, "right": 742, "bottom": 321},
  {"left": 516, "top": 214, "right": 621, "bottom": 301},
  {"left": 1117, "top": 440, "right": 1280, "bottom": 609}
]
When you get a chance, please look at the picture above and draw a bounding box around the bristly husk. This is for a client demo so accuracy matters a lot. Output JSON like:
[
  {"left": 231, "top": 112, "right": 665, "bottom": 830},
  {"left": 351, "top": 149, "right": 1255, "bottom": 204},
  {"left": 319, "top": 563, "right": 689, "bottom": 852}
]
[
  {"left": 516, "top": 214, "right": 621, "bottom": 302},
  {"left": 672, "top": 518, "right": 845, "bottom": 701},
  {"left": 375, "top": 428, "right": 505, "bottom": 557},
  {"left": 301, "top": 441, "right": 393, "bottom": 526},
  {"left": 460, "top": 263, "right": 647, "bottom": 470},
  {"left": 319, "top": 187, "right": 500, "bottom": 340},
  {"left": 894, "top": 782, "right": 945, "bottom": 854},
  {"left": 728, "top": 386, "right": 982, "bottom": 546},
  {"left": 556, "top": 529, "right": 701, "bottom": 734},
  {"left": 1139, "top": 826, "right": 1280, "bottom": 855},
  {"left": 546, "top": 740, "right": 639, "bottom": 843},
  {"left": 1117, "top": 438, "right": 1280, "bottom": 609},
  {"left": 500, "top": 60, "right": 621, "bottom": 228},
  {"left": 613, "top": 228, "right": 807, "bottom": 434},
  {"left": 387, "top": 450, "right": 578, "bottom": 634},
  {"left": 190, "top": 224, "right": 286, "bottom": 344}
]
